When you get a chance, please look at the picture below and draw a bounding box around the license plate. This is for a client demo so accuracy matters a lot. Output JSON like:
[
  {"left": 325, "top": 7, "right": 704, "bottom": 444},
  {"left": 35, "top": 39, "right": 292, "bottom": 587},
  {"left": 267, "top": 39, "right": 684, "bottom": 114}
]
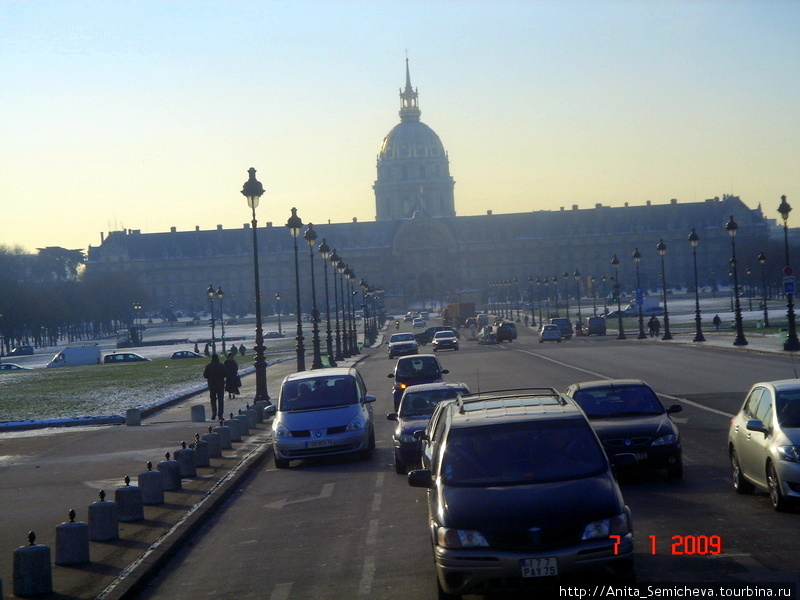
[
  {"left": 520, "top": 557, "right": 557, "bottom": 577},
  {"left": 306, "top": 439, "right": 335, "bottom": 448},
  {"left": 634, "top": 452, "right": 648, "bottom": 461}
]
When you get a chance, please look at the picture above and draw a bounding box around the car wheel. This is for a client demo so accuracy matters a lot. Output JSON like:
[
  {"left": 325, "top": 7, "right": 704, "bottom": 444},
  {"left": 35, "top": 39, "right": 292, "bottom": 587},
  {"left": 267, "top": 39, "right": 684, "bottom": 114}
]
[
  {"left": 394, "top": 451, "right": 406, "bottom": 474},
  {"left": 274, "top": 455, "right": 290, "bottom": 469},
  {"left": 730, "top": 448, "right": 754, "bottom": 494},
  {"left": 666, "top": 459, "right": 683, "bottom": 480},
  {"left": 767, "top": 462, "right": 791, "bottom": 511},
  {"left": 437, "top": 578, "right": 460, "bottom": 600}
]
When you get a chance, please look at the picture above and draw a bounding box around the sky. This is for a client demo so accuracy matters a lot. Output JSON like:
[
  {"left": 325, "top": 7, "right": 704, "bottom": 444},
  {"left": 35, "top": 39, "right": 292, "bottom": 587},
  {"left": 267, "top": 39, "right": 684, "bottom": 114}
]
[{"left": 2, "top": 0, "right": 799, "bottom": 254}]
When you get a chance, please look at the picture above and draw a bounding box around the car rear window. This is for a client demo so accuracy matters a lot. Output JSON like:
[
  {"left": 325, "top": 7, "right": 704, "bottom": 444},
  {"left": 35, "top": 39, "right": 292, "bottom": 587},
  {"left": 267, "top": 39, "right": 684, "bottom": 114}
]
[
  {"left": 400, "top": 388, "right": 467, "bottom": 417},
  {"left": 572, "top": 386, "right": 664, "bottom": 417},
  {"left": 280, "top": 376, "right": 357, "bottom": 411},
  {"left": 396, "top": 357, "right": 441, "bottom": 380}
]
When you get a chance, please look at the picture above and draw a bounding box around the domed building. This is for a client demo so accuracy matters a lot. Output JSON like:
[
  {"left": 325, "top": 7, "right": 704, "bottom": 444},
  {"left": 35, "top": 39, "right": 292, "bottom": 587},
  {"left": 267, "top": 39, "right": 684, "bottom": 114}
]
[{"left": 374, "top": 60, "right": 455, "bottom": 220}]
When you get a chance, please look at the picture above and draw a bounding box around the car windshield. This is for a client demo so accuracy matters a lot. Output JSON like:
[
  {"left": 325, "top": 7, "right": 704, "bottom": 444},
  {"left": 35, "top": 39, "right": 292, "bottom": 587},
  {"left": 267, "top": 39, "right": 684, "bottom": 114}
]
[
  {"left": 279, "top": 376, "right": 357, "bottom": 411},
  {"left": 396, "top": 357, "right": 441, "bottom": 381},
  {"left": 572, "top": 386, "right": 664, "bottom": 418},
  {"left": 391, "top": 334, "right": 415, "bottom": 342},
  {"left": 775, "top": 392, "right": 800, "bottom": 428},
  {"left": 441, "top": 420, "right": 606, "bottom": 486},
  {"left": 400, "top": 388, "right": 466, "bottom": 417}
]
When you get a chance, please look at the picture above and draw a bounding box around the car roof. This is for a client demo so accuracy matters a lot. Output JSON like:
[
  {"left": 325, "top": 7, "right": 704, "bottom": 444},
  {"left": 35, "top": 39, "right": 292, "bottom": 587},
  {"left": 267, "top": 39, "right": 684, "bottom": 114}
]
[
  {"left": 401, "top": 381, "right": 470, "bottom": 394},
  {"left": 397, "top": 353, "right": 438, "bottom": 361},
  {"left": 751, "top": 379, "right": 800, "bottom": 393},
  {"left": 567, "top": 379, "right": 649, "bottom": 391},
  {"left": 446, "top": 388, "right": 581, "bottom": 427},
  {"left": 282, "top": 367, "right": 357, "bottom": 383}
]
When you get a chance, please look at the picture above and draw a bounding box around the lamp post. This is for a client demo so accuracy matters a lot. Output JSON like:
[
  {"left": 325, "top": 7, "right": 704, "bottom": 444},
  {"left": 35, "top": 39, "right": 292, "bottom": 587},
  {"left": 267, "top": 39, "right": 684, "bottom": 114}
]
[
  {"left": 345, "top": 267, "right": 359, "bottom": 354},
  {"left": 527, "top": 276, "right": 536, "bottom": 327},
  {"left": 303, "top": 224, "right": 324, "bottom": 369},
  {"left": 275, "top": 293, "right": 282, "bottom": 336},
  {"left": 590, "top": 276, "right": 597, "bottom": 317},
  {"left": 216, "top": 287, "right": 226, "bottom": 355},
  {"left": 612, "top": 254, "right": 626, "bottom": 339},
  {"left": 688, "top": 228, "right": 705, "bottom": 342},
  {"left": 632, "top": 248, "right": 646, "bottom": 339},
  {"left": 286, "top": 207, "right": 306, "bottom": 371},
  {"left": 542, "top": 277, "right": 550, "bottom": 321},
  {"left": 318, "top": 239, "right": 337, "bottom": 367},
  {"left": 758, "top": 251, "right": 770, "bottom": 328},
  {"left": 726, "top": 215, "right": 748, "bottom": 346},
  {"left": 656, "top": 239, "right": 672, "bottom": 340},
  {"left": 551, "top": 275, "right": 559, "bottom": 316},
  {"left": 536, "top": 277, "right": 543, "bottom": 325},
  {"left": 778, "top": 195, "right": 800, "bottom": 351},
  {"left": 206, "top": 285, "right": 217, "bottom": 354},
  {"left": 562, "top": 272, "right": 570, "bottom": 321},
  {"left": 132, "top": 301, "right": 142, "bottom": 345},
  {"left": 573, "top": 269, "right": 582, "bottom": 331},
  {"left": 240, "top": 168, "right": 270, "bottom": 401},
  {"left": 360, "top": 279, "right": 370, "bottom": 347},
  {"left": 330, "top": 250, "right": 344, "bottom": 361},
  {"left": 337, "top": 259, "right": 350, "bottom": 358},
  {"left": 601, "top": 275, "right": 609, "bottom": 314}
]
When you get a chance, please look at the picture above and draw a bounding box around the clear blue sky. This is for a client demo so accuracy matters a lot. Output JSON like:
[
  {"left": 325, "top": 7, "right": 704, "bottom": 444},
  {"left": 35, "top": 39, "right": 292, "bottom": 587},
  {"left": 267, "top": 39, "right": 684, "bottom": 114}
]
[{"left": 2, "top": 0, "right": 798, "bottom": 253}]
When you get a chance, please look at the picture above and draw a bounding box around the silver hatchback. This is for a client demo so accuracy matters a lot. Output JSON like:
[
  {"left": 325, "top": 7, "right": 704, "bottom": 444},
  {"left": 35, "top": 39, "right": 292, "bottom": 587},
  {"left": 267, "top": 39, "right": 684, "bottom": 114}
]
[
  {"left": 272, "top": 367, "right": 376, "bottom": 469},
  {"left": 728, "top": 379, "right": 800, "bottom": 511}
]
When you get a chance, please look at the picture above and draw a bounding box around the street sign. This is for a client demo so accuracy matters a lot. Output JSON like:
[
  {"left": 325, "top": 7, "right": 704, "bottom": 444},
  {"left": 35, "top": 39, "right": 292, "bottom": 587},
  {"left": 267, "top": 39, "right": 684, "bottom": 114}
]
[
  {"left": 784, "top": 266, "right": 794, "bottom": 277},
  {"left": 784, "top": 276, "right": 796, "bottom": 295},
  {"left": 636, "top": 288, "right": 644, "bottom": 305}
]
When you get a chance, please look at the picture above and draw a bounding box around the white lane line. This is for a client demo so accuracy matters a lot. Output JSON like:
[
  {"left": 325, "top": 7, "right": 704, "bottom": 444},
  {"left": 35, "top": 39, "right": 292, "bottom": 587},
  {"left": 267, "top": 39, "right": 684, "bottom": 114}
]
[
  {"left": 269, "top": 582, "right": 293, "bottom": 600},
  {"left": 358, "top": 555, "right": 376, "bottom": 596},
  {"left": 372, "top": 492, "right": 382, "bottom": 513}
]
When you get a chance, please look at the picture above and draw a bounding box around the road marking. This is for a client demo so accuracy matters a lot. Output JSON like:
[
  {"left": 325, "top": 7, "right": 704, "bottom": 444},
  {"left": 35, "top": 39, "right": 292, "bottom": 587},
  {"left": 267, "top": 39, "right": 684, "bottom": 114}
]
[
  {"left": 358, "top": 554, "right": 376, "bottom": 596},
  {"left": 263, "top": 482, "right": 335, "bottom": 509},
  {"left": 372, "top": 492, "right": 382, "bottom": 512},
  {"left": 269, "top": 582, "right": 293, "bottom": 600}
]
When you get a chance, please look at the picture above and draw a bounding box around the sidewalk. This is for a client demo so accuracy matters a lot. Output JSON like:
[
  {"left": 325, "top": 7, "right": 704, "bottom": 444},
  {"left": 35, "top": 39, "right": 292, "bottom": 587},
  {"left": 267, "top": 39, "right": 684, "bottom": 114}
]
[{"left": 0, "top": 352, "right": 368, "bottom": 599}]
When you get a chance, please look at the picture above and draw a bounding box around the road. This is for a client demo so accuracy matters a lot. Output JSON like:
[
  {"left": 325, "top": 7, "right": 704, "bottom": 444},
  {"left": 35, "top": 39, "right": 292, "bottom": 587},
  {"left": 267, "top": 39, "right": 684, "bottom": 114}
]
[{"left": 133, "top": 323, "right": 800, "bottom": 599}]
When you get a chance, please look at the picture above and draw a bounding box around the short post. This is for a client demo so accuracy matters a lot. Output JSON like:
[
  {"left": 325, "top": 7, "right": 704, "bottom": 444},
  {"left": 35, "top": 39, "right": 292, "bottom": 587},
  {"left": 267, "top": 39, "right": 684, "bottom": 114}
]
[
  {"left": 192, "top": 433, "right": 210, "bottom": 468},
  {"left": 125, "top": 408, "right": 142, "bottom": 426},
  {"left": 214, "top": 420, "right": 232, "bottom": 450},
  {"left": 226, "top": 414, "right": 242, "bottom": 442},
  {"left": 55, "top": 509, "right": 90, "bottom": 565},
  {"left": 157, "top": 452, "right": 182, "bottom": 491},
  {"left": 138, "top": 461, "right": 165, "bottom": 505},
  {"left": 202, "top": 425, "right": 222, "bottom": 458},
  {"left": 243, "top": 404, "right": 258, "bottom": 428},
  {"left": 174, "top": 441, "right": 197, "bottom": 478},
  {"left": 13, "top": 531, "right": 52, "bottom": 597},
  {"left": 234, "top": 412, "right": 251, "bottom": 436},
  {"left": 88, "top": 490, "right": 119, "bottom": 541},
  {"left": 115, "top": 475, "right": 144, "bottom": 522},
  {"left": 191, "top": 404, "right": 206, "bottom": 422}
]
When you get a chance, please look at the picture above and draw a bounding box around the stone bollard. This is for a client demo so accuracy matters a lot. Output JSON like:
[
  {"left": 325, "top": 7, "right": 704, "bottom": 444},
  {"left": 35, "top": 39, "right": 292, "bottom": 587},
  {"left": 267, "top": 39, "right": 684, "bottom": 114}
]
[
  {"left": 174, "top": 441, "right": 196, "bottom": 478},
  {"left": 202, "top": 426, "right": 221, "bottom": 458},
  {"left": 13, "top": 531, "right": 52, "bottom": 597},
  {"left": 225, "top": 414, "right": 242, "bottom": 442},
  {"left": 157, "top": 452, "right": 182, "bottom": 491},
  {"left": 192, "top": 433, "right": 210, "bottom": 468},
  {"left": 252, "top": 401, "right": 266, "bottom": 423},
  {"left": 55, "top": 509, "right": 90, "bottom": 565},
  {"left": 126, "top": 408, "right": 142, "bottom": 426},
  {"left": 234, "top": 411, "right": 250, "bottom": 436},
  {"left": 243, "top": 405, "right": 258, "bottom": 428},
  {"left": 191, "top": 404, "right": 206, "bottom": 422},
  {"left": 138, "top": 461, "right": 165, "bottom": 505},
  {"left": 115, "top": 476, "right": 144, "bottom": 522},
  {"left": 214, "top": 420, "right": 232, "bottom": 450},
  {"left": 88, "top": 490, "right": 119, "bottom": 541}
]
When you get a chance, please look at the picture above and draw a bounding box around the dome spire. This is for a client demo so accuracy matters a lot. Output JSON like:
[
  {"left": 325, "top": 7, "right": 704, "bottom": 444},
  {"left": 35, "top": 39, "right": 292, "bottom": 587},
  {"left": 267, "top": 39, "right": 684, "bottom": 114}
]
[{"left": 399, "top": 57, "right": 421, "bottom": 122}]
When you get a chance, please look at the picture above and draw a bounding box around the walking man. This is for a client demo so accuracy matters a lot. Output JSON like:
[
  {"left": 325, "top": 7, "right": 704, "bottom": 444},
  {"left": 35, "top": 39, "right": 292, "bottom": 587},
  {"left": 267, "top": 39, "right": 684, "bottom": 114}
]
[{"left": 203, "top": 354, "right": 227, "bottom": 421}]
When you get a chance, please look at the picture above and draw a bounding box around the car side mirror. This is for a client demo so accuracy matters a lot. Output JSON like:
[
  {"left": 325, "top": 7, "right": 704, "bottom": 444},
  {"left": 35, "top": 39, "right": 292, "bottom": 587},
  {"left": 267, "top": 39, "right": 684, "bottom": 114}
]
[
  {"left": 387, "top": 373, "right": 395, "bottom": 379},
  {"left": 441, "top": 369, "right": 449, "bottom": 375},
  {"left": 413, "top": 430, "right": 429, "bottom": 441},
  {"left": 364, "top": 395, "right": 376, "bottom": 404},
  {"left": 407, "top": 469, "right": 433, "bottom": 488},
  {"left": 746, "top": 419, "right": 769, "bottom": 435},
  {"left": 264, "top": 404, "right": 277, "bottom": 417},
  {"left": 666, "top": 404, "right": 682, "bottom": 414},
  {"left": 386, "top": 412, "right": 398, "bottom": 421}
]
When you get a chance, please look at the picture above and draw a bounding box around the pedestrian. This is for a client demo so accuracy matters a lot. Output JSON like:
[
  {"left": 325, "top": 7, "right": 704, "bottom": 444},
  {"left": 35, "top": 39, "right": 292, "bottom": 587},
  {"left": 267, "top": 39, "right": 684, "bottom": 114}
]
[
  {"left": 202, "top": 354, "right": 227, "bottom": 421},
  {"left": 224, "top": 352, "right": 241, "bottom": 399},
  {"left": 648, "top": 315, "right": 657, "bottom": 337},
  {"left": 713, "top": 314, "right": 722, "bottom": 331},
  {"left": 239, "top": 343, "right": 246, "bottom": 356},
  {"left": 203, "top": 342, "right": 210, "bottom": 356},
  {"left": 230, "top": 345, "right": 238, "bottom": 357},
  {"left": 194, "top": 342, "right": 200, "bottom": 354},
  {"left": 653, "top": 317, "right": 661, "bottom": 337}
]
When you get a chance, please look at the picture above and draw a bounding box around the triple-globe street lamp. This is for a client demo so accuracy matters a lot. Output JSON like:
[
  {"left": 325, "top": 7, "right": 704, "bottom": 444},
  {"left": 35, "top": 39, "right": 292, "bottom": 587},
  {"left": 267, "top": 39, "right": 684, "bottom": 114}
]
[
  {"left": 632, "top": 248, "right": 647, "bottom": 340},
  {"left": 726, "top": 215, "right": 748, "bottom": 346},
  {"left": 304, "top": 224, "right": 324, "bottom": 369},
  {"left": 318, "top": 239, "right": 337, "bottom": 367},
  {"left": 758, "top": 251, "right": 770, "bottom": 328},
  {"left": 286, "top": 207, "right": 306, "bottom": 372},
  {"left": 655, "top": 240, "right": 672, "bottom": 340},
  {"left": 778, "top": 195, "right": 800, "bottom": 351},
  {"left": 206, "top": 285, "right": 217, "bottom": 354},
  {"left": 688, "top": 228, "right": 705, "bottom": 342},
  {"left": 611, "top": 254, "right": 626, "bottom": 340}
]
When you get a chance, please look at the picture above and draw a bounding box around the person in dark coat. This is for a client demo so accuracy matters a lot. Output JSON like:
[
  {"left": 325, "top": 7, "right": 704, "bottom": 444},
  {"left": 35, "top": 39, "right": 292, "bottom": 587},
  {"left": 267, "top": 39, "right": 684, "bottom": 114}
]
[
  {"left": 223, "top": 352, "right": 240, "bottom": 399},
  {"left": 203, "top": 354, "right": 227, "bottom": 420}
]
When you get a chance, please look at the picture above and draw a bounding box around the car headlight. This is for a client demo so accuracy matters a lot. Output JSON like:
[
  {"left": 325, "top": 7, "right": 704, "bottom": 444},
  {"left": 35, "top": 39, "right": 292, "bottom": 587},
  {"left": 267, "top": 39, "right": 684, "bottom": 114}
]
[
  {"left": 582, "top": 512, "right": 631, "bottom": 540},
  {"left": 273, "top": 421, "right": 292, "bottom": 438},
  {"left": 346, "top": 416, "right": 365, "bottom": 432},
  {"left": 651, "top": 433, "right": 678, "bottom": 446},
  {"left": 399, "top": 433, "right": 417, "bottom": 443},
  {"left": 436, "top": 527, "right": 489, "bottom": 548},
  {"left": 777, "top": 445, "right": 800, "bottom": 462}
]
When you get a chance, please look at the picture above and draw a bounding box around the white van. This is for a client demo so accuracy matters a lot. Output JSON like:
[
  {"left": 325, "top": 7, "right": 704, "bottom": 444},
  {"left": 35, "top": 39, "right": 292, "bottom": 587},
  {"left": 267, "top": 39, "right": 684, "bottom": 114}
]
[{"left": 47, "top": 345, "right": 102, "bottom": 368}]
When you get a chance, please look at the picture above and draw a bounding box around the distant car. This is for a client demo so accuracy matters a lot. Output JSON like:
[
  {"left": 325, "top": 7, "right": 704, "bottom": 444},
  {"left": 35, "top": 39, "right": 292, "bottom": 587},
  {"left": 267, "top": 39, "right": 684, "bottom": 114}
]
[
  {"left": 403, "top": 312, "right": 415, "bottom": 322},
  {"left": 728, "top": 379, "right": 800, "bottom": 511},
  {"left": 432, "top": 330, "right": 459, "bottom": 352},
  {"left": 538, "top": 324, "right": 562, "bottom": 343},
  {"left": 463, "top": 317, "right": 478, "bottom": 329},
  {"left": 387, "top": 333, "right": 418, "bottom": 359},
  {"left": 550, "top": 318, "right": 574, "bottom": 339},
  {"left": 8, "top": 345, "right": 34, "bottom": 356},
  {"left": 415, "top": 326, "right": 460, "bottom": 346},
  {"left": 103, "top": 352, "right": 150, "bottom": 364},
  {"left": 586, "top": 316, "right": 607, "bottom": 336},
  {"left": 0, "top": 363, "right": 31, "bottom": 371},
  {"left": 564, "top": 379, "right": 683, "bottom": 479},
  {"left": 388, "top": 354, "right": 449, "bottom": 410},
  {"left": 386, "top": 381, "right": 471, "bottom": 473},
  {"left": 492, "top": 321, "right": 517, "bottom": 342},
  {"left": 412, "top": 318, "right": 426, "bottom": 328},
  {"left": 171, "top": 350, "right": 203, "bottom": 359}
]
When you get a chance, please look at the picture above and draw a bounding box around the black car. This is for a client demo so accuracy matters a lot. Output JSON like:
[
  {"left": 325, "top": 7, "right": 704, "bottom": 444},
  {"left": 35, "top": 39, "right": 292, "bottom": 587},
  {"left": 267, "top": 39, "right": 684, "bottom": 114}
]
[
  {"left": 9, "top": 345, "right": 34, "bottom": 356},
  {"left": 492, "top": 321, "right": 517, "bottom": 342},
  {"left": 103, "top": 352, "right": 150, "bottom": 364},
  {"left": 388, "top": 354, "right": 449, "bottom": 411},
  {"left": 408, "top": 389, "right": 635, "bottom": 596},
  {"left": 564, "top": 379, "right": 683, "bottom": 479},
  {"left": 415, "top": 326, "right": 460, "bottom": 346}
]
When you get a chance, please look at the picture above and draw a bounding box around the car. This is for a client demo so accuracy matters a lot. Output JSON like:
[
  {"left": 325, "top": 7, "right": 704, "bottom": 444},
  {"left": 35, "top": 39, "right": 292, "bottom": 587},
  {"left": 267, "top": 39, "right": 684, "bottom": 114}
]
[
  {"left": 463, "top": 317, "right": 478, "bottom": 329},
  {"left": 431, "top": 330, "right": 459, "bottom": 352},
  {"left": 388, "top": 354, "right": 449, "bottom": 411},
  {"left": 171, "top": 350, "right": 203, "bottom": 359},
  {"left": 386, "top": 381, "right": 471, "bottom": 474},
  {"left": 412, "top": 318, "right": 426, "bottom": 328},
  {"left": 492, "top": 320, "right": 517, "bottom": 342},
  {"left": 420, "top": 311, "right": 430, "bottom": 320},
  {"left": 9, "top": 345, "right": 34, "bottom": 356},
  {"left": 387, "top": 332, "right": 419, "bottom": 359},
  {"left": 550, "top": 317, "right": 574, "bottom": 339},
  {"left": 728, "top": 379, "right": 800, "bottom": 511},
  {"left": 403, "top": 312, "right": 415, "bottom": 322},
  {"left": 415, "top": 326, "right": 460, "bottom": 346},
  {"left": 586, "top": 316, "right": 607, "bottom": 336},
  {"left": 408, "top": 388, "right": 635, "bottom": 596},
  {"left": 564, "top": 379, "right": 683, "bottom": 479},
  {"left": 103, "top": 352, "right": 150, "bottom": 364},
  {"left": 538, "top": 324, "right": 562, "bottom": 343},
  {"left": 271, "top": 367, "right": 376, "bottom": 469},
  {"left": 0, "top": 363, "right": 31, "bottom": 371}
]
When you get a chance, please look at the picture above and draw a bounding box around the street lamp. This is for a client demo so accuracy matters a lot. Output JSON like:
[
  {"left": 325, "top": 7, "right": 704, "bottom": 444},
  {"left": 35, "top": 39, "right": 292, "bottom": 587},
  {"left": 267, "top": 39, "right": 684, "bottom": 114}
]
[
  {"left": 337, "top": 259, "right": 350, "bottom": 358},
  {"left": 535, "top": 277, "right": 543, "bottom": 325},
  {"left": 345, "top": 266, "right": 359, "bottom": 354},
  {"left": 304, "top": 224, "right": 324, "bottom": 369},
  {"left": 758, "top": 251, "right": 770, "bottom": 328},
  {"left": 726, "top": 215, "right": 748, "bottom": 346},
  {"left": 601, "top": 275, "right": 609, "bottom": 314},
  {"left": 216, "top": 286, "right": 226, "bottom": 355},
  {"left": 330, "top": 249, "right": 344, "bottom": 361},
  {"left": 562, "top": 272, "right": 570, "bottom": 321},
  {"left": 360, "top": 279, "right": 371, "bottom": 347},
  {"left": 132, "top": 301, "right": 142, "bottom": 344},
  {"left": 611, "top": 254, "right": 626, "bottom": 340},
  {"left": 542, "top": 277, "right": 550, "bottom": 320},
  {"left": 778, "top": 195, "right": 800, "bottom": 351},
  {"left": 551, "top": 275, "right": 559, "bottom": 316},
  {"left": 632, "top": 248, "right": 646, "bottom": 339},
  {"left": 206, "top": 284, "right": 217, "bottom": 354},
  {"left": 240, "top": 167, "right": 270, "bottom": 402},
  {"left": 318, "top": 239, "right": 337, "bottom": 367},
  {"left": 656, "top": 240, "right": 672, "bottom": 340},
  {"left": 286, "top": 207, "right": 306, "bottom": 371},
  {"left": 590, "top": 276, "right": 597, "bottom": 317},
  {"left": 573, "top": 269, "right": 582, "bottom": 331},
  {"left": 688, "top": 228, "right": 705, "bottom": 342},
  {"left": 275, "top": 292, "right": 282, "bottom": 336}
]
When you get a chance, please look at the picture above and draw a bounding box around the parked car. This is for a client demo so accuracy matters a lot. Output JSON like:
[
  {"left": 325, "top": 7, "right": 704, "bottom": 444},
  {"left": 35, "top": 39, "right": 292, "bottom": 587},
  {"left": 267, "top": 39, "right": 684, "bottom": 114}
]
[
  {"left": 728, "top": 379, "right": 800, "bottom": 511},
  {"left": 8, "top": 345, "right": 34, "bottom": 356},
  {"left": 0, "top": 363, "right": 31, "bottom": 371},
  {"left": 432, "top": 330, "right": 459, "bottom": 352},
  {"left": 408, "top": 388, "right": 635, "bottom": 596},
  {"left": 388, "top": 354, "right": 449, "bottom": 410},
  {"left": 386, "top": 381, "right": 471, "bottom": 474},
  {"left": 586, "top": 316, "right": 607, "bottom": 336},
  {"left": 103, "top": 352, "right": 150, "bottom": 364},
  {"left": 272, "top": 367, "right": 376, "bottom": 469},
  {"left": 387, "top": 332, "right": 418, "bottom": 359},
  {"left": 564, "top": 379, "right": 683, "bottom": 479},
  {"left": 171, "top": 350, "right": 203, "bottom": 359},
  {"left": 538, "top": 324, "right": 562, "bottom": 343},
  {"left": 550, "top": 317, "right": 574, "bottom": 339},
  {"left": 492, "top": 320, "right": 517, "bottom": 342}
]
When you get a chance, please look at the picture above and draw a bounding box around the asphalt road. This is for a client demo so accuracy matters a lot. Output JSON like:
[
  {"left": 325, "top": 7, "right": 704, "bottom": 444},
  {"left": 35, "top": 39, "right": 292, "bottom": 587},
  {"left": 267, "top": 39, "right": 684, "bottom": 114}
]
[{"left": 128, "top": 323, "right": 800, "bottom": 600}]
